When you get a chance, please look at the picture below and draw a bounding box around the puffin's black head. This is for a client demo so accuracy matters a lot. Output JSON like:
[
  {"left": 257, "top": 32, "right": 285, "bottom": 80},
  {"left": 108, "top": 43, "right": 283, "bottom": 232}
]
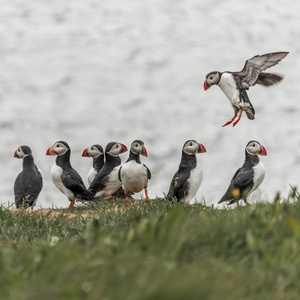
[
  {"left": 14, "top": 145, "right": 32, "bottom": 159},
  {"left": 46, "top": 141, "right": 70, "bottom": 156},
  {"left": 246, "top": 140, "right": 267, "bottom": 156},
  {"left": 182, "top": 140, "right": 207, "bottom": 155},
  {"left": 82, "top": 144, "right": 103, "bottom": 158},
  {"left": 130, "top": 140, "right": 147, "bottom": 157},
  {"left": 204, "top": 71, "right": 221, "bottom": 90},
  {"left": 105, "top": 142, "right": 128, "bottom": 157}
]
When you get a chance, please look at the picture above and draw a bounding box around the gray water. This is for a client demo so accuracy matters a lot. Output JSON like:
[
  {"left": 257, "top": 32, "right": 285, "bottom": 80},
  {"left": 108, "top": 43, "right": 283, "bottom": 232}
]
[{"left": 1, "top": 0, "right": 299, "bottom": 208}]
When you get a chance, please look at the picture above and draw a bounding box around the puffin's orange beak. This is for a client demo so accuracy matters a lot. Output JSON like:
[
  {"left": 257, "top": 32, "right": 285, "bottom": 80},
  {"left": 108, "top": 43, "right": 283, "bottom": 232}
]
[
  {"left": 197, "top": 143, "right": 207, "bottom": 153},
  {"left": 120, "top": 144, "right": 128, "bottom": 153},
  {"left": 14, "top": 150, "right": 20, "bottom": 159},
  {"left": 141, "top": 145, "right": 148, "bottom": 157},
  {"left": 82, "top": 148, "right": 90, "bottom": 157},
  {"left": 204, "top": 80, "right": 211, "bottom": 91},
  {"left": 46, "top": 146, "right": 56, "bottom": 156},
  {"left": 258, "top": 145, "right": 267, "bottom": 156}
]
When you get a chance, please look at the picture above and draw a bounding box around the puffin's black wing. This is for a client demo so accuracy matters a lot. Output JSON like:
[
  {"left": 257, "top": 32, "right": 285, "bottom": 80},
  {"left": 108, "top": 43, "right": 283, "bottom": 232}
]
[
  {"left": 62, "top": 169, "right": 94, "bottom": 200},
  {"left": 143, "top": 164, "right": 151, "bottom": 180},
  {"left": 219, "top": 167, "right": 254, "bottom": 204},
  {"left": 88, "top": 166, "right": 112, "bottom": 194},
  {"left": 167, "top": 170, "right": 190, "bottom": 201},
  {"left": 237, "top": 52, "right": 288, "bottom": 88},
  {"left": 118, "top": 166, "right": 122, "bottom": 182}
]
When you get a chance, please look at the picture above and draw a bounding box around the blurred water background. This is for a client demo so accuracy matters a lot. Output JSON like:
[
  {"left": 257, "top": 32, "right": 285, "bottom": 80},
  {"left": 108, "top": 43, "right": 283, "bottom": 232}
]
[{"left": 1, "top": 0, "right": 299, "bottom": 208}]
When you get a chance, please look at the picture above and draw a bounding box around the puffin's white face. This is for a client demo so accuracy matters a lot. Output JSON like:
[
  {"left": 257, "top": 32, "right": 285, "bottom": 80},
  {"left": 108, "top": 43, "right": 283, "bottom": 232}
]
[
  {"left": 107, "top": 142, "right": 128, "bottom": 157},
  {"left": 131, "top": 140, "right": 147, "bottom": 157},
  {"left": 82, "top": 145, "right": 103, "bottom": 158},
  {"left": 246, "top": 141, "right": 267, "bottom": 156},
  {"left": 182, "top": 140, "right": 207, "bottom": 155},
  {"left": 14, "top": 146, "right": 32, "bottom": 159},
  {"left": 46, "top": 141, "right": 69, "bottom": 156},
  {"left": 204, "top": 72, "right": 220, "bottom": 90}
]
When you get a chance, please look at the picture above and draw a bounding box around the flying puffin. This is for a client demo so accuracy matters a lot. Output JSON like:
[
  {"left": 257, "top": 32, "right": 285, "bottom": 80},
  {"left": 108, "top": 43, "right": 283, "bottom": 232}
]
[
  {"left": 88, "top": 142, "right": 128, "bottom": 199},
  {"left": 118, "top": 140, "right": 151, "bottom": 203},
  {"left": 204, "top": 51, "right": 289, "bottom": 127},
  {"left": 82, "top": 144, "right": 105, "bottom": 185},
  {"left": 167, "top": 140, "right": 206, "bottom": 203},
  {"left": 46, "top": 141, "right": 95, "bottom": 209},
  {"left": 218, "top": 140, "right": 267, "bottom": 206},
  {"left": 14, "top": 145, "right": 43, "bottom": 209}
]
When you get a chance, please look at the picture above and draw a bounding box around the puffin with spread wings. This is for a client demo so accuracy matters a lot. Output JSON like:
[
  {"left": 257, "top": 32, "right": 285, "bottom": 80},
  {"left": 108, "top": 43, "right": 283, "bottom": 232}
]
[{"left": 204, "top": 52, "right": 289, "bottom": 127}]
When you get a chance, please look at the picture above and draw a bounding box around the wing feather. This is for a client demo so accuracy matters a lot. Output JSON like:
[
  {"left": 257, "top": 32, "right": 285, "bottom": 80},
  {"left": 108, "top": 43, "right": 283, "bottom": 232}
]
[{"left": 238, "top": 52, "right": 288, "bottom": 88}]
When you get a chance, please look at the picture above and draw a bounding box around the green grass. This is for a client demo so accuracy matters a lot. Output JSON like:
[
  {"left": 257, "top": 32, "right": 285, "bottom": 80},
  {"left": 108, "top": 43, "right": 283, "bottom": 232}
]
[{"left": 1, "top": 194, "right": 300, "bottom": 299}]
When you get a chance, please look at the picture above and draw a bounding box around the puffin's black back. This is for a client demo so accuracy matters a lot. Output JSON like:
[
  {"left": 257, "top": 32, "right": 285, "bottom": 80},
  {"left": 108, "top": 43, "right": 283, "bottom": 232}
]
[{"left": 14, "top": 154, "right": 43, "bottom": 209}]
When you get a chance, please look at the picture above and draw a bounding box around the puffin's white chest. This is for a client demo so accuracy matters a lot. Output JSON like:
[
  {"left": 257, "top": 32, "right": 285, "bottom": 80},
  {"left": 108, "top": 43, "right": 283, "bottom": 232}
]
[
  {"left": 218, "top": 73, "right": 240, "bottom": 107},
  {"left": 250, "top": 160, "right": 265, "bottom": 194},
  {"left": 95, "top": 166, "right": 122, "bottom": 198},
  {"left": 185, "top": 163, "right": 203, "bottom": 203},
  {"left": 120, "top": 160, "right": 148, "bottom": 193},
  {"left": 87, "top": 167, "right": 98, "bottom": 185},
  {"left": 50, "top": 163, "right": 74, "bottom": 200}
]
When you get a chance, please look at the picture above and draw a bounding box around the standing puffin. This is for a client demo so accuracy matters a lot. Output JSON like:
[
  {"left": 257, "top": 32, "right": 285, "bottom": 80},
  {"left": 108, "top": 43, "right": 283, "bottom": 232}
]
[
  {"left": 82, "top": 144, "right": 105, "bottom": 185},
  {"left": 167, "top": 140, "right": 206, "bottom": 203},
  {"left": 118, "top": 140, "right": 151, "bottom": 203},
  {"left": 218, "top": 140, "right": 267, "bottom": 206},
  {"left": 14, "top": 145, "right": 43, "bottom": 209},
  {"left": 46, "top": 141, "right": 95, "bottom": 209},
  {"left": 88, "top": 142, "right": 128, "bottom": 198},
  {"left": 204, "top": 51, "right": 289, "bottom": 127}
]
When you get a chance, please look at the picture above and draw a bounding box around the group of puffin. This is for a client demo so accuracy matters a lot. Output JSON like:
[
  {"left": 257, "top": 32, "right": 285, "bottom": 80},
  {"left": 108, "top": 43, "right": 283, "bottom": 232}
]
[{"left": 13, "top": 51, "right": 288, "bottom": 210}]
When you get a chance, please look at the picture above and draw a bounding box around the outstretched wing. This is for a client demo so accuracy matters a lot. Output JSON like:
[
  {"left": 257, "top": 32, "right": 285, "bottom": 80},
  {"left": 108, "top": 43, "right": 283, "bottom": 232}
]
[{"left": 237, "top": 52, "right": 288, "bottom": 88}]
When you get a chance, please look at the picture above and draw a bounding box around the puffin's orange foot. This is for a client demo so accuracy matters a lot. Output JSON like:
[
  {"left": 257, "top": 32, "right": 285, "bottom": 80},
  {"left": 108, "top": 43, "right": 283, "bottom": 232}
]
[
  {"left": 222, "top": 113, "right": 237, "bottom": 127},
  {"left": 67, "top": 200, "right": 75, "bottom": 209},
  {"left": 145, "top": 189, "right": 149, "bottom": 200},
  {"left": 232, "top": 109, "right": 243, "bottom": 127}
]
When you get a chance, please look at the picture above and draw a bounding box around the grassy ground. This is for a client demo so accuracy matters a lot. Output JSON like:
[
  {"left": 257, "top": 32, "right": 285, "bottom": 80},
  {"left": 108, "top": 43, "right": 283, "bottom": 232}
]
[{"left": 1, "top": 193, "right": 300, "bottom": 300}]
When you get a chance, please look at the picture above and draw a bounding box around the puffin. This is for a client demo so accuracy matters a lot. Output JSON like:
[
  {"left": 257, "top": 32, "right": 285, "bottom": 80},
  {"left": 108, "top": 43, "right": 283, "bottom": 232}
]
[
  {"left": 46, "top": 141, "right": 95, "bottom": 209},
  {"left": 218, "top": 140, "right": 267, "bottom": 206},
  {"left": 14, "top": 145, "right": 43, "bottom": 209},
  {"left": 167, "top": 140, "right": 206, "bottom": 203},
  {"left": 204, "top": 51, "right": 289, "bottom": 127},
  {"left": 118, "top": 140, "right": 151, "bottom": 203},
  {"left": 88, "top": 142, "right": 128, "bottom": 199},
  {"left": 82, "top": 144, "right": 105, "bottom": 185}
]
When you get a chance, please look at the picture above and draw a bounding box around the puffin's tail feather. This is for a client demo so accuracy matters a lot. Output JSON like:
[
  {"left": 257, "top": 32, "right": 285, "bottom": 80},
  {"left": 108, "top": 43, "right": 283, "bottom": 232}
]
[
  {"left": 256, "top": 72, "right": 284, "bottom": 87},
  {"left": 240, "top": 90, "right": 255, "bottom": 120}
]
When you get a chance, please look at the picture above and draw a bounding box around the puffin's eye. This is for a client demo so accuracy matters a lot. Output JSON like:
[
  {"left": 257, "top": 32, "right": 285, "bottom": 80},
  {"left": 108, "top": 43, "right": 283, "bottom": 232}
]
[
  {"left": 252, "top": 143, "right": 255, "bottom": 147},
  {"left": 135, "top": 144, "right": 138, "bottom": 147}
]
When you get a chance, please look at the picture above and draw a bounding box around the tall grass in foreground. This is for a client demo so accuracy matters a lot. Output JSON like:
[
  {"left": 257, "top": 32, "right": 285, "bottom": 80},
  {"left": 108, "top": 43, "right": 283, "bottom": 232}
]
[{"left": 1, "top": 195, "right": 300, "bottom": 299}]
